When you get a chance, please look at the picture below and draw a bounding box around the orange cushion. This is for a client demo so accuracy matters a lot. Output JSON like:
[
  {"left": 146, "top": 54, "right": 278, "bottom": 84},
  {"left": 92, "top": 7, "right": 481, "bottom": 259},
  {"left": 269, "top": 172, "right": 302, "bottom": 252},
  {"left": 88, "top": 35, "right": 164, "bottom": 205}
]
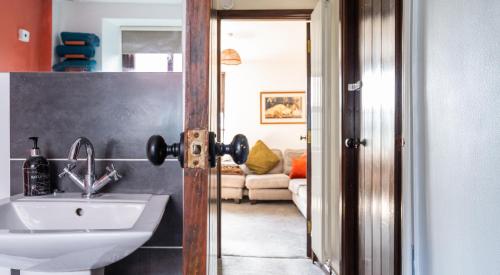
[{"left": 289, "top": 153, "right": 307, "bottom": 179}]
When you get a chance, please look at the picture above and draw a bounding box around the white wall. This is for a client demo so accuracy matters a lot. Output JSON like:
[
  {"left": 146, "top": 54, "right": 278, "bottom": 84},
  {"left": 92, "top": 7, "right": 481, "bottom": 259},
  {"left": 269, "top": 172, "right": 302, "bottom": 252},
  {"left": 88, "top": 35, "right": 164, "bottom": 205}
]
[
  {"left": 411, "top": 0, "right": 500, "bottom": 274},
  {"left": 52, "top": 0, "right": 182, "bottom": 71},
  {"left": 0, "top": 74, "right": 9, "bottom": 200},
  {"left": 221, "top": 21, "right": 307, "bottom": 151}
]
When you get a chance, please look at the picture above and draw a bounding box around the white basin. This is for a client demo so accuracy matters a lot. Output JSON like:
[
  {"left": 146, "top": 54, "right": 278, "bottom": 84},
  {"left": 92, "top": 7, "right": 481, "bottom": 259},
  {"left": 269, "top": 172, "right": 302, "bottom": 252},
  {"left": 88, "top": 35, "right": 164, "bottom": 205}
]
[{"left": 0, "top": 193, "right": 169, "bottom": 273}]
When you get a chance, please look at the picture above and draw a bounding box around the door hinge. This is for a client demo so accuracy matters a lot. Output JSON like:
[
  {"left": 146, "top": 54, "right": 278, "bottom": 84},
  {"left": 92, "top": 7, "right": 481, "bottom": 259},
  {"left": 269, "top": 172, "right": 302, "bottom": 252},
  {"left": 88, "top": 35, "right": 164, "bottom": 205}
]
[
  {"left": 307, "top": 130, "right": 312, "bottom": 144},
  {"left": 307, "top": 221, "right": 312, "bottom": 234},
  {"left": 348, "top": 80, "right": 362, "bottom": 92},
  {"left": 307, "top": 39, "right": 311, "bottom": 54}
]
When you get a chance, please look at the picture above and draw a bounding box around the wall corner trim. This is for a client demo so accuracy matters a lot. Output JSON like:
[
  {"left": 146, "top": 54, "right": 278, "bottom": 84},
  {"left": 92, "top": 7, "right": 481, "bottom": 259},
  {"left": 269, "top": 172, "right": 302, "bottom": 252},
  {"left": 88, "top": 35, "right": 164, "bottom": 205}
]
[{"left": 0, "top": 73, "right": 10, "bottom": 199}]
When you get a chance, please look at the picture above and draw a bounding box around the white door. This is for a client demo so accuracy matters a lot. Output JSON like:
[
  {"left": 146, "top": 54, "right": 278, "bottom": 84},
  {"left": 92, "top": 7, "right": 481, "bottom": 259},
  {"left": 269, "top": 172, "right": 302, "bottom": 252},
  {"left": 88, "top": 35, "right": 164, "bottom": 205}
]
[{"left": 310, "top": 0, "right": 341, "bottom": 272}]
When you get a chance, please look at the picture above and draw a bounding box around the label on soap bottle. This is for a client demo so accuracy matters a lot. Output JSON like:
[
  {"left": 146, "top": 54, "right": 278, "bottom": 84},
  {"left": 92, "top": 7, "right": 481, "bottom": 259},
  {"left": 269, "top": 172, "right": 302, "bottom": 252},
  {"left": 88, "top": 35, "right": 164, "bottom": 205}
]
[{"left": 23, "top": 163, "right": 51, "bottom": 196}]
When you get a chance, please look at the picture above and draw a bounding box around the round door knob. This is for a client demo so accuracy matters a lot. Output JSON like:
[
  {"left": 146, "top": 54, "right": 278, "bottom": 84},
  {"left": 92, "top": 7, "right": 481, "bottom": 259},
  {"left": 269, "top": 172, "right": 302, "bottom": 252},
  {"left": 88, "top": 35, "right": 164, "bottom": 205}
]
[
  {"left": 344, "top": 138, "right": 367, "bottom": 149},
  {"left": 147, "top": 133, "right": 184, "bottom": 167},
  {"left": 217, "top": 134, "right": 249, "bottom": 164},
  {"left": 209, "top": 133, "right": 249, "bottom": 167}
]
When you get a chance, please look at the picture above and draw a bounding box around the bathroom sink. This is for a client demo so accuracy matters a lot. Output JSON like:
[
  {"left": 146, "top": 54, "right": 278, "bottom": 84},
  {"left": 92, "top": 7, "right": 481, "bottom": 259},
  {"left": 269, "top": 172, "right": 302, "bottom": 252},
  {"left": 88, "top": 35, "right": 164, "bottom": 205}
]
[{"left": 0, "top": 193, "right": 169, "bottom": 273}]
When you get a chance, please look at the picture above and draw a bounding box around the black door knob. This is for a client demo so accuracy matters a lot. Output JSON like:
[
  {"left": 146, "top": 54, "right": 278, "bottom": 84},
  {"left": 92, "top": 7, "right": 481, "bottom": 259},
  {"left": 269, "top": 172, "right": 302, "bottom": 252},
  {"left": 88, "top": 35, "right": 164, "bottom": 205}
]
[
  {"left": 209, "top": 133, "right": 249, "bottom": 167},
  {"left": 147, "top": 133, "right": 184, "bottom": 167},
  {"left": 344, "top": 138, "right": 367, "bottom": 149},
  {"left": 147, "top": 132, "right": 248, "bottom": 168}
]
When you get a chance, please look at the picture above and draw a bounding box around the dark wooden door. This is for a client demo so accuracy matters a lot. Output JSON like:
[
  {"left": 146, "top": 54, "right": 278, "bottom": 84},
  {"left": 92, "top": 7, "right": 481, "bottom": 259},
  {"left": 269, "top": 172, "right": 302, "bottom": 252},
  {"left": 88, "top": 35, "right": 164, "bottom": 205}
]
[{"left": 357, "top": 0, "right": 402, "bottom": 274}]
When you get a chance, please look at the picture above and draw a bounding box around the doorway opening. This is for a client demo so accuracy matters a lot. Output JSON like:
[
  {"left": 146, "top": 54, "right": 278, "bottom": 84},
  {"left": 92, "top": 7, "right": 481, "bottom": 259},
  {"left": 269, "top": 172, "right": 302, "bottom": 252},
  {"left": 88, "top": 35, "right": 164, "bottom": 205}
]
[
  {"left": 216, "top": 16, "right": 323, "bottom": 274},
  {"left": 182, "top": 1, "right": 403, "bottom": 274}
]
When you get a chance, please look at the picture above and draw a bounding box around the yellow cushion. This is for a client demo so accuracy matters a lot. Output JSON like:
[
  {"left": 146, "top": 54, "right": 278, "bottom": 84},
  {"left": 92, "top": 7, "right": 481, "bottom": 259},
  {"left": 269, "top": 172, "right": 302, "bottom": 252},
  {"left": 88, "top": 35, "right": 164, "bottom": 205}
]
[{"left": 245, "top": 140, "right": 280, "bottom": 174}]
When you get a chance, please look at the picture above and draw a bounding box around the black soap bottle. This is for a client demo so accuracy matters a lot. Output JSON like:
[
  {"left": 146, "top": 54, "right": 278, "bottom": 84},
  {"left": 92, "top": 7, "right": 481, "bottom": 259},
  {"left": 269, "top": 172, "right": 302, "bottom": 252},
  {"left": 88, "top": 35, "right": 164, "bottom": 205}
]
[{"left": 23, "top": 137, "right": 52, "bottom": 196}]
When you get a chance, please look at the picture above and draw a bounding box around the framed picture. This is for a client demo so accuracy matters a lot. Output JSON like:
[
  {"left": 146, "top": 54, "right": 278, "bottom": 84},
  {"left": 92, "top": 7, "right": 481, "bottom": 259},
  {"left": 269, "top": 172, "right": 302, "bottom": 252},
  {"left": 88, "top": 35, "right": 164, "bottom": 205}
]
[{"left": 260, "top": 91, "right": 306, "bottom": 124}]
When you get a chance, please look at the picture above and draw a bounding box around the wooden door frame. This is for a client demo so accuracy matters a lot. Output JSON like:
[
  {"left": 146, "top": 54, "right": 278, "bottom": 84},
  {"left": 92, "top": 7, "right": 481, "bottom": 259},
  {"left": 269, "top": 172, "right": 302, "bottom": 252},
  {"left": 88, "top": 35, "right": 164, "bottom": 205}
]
[
  {"left": 339, "top": 0, "right": 360, "bottom": 273},
  {"left": 184, "top": 0, "right": 211, "bottom": 274},
  {"left": 305, "top": 21, "right": 312, "bottom": 259},
  {"left": 394, "top": 0, "right": 403, "bottom": 272},
  {"left": 215, "top": 9, "right": 313, "bottom": 260},
  {"left": 216, "top": 9, "right": 312, "bottom": 20}
]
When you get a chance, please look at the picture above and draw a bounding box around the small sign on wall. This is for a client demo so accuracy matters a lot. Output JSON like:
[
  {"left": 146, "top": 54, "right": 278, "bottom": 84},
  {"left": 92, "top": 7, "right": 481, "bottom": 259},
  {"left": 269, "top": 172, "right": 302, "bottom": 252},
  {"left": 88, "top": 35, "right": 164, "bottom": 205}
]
[{"left": 260, "top": 91, "right": 306, "bottom": 124}]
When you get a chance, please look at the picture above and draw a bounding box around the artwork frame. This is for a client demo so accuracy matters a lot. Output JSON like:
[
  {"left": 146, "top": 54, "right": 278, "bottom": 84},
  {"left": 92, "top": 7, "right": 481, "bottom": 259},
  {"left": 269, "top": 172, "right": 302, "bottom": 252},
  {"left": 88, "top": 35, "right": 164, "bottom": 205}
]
[{"left": 260, "top": 91, "right": 306, "bottom": 124}]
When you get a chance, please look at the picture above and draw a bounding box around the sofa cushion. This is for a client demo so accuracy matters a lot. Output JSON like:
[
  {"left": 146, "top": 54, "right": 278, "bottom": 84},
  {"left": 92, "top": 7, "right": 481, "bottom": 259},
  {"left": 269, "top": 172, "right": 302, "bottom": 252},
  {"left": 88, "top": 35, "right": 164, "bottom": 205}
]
[
  {"left": 248, "top": 189, "right": 292, "bottom": 201},
  {"left": 222, "top": 187, "right": 243, "bottom": 200},
  {"left": 292, "top": 191, "right": 307, "bottom": 217},
  {"left": 297, "top": 185, "right": 307, "bottom": 198},
  {"left": 240, "top": 149, "right": 283, "bottom": 175},
  {"left": 221, "top": 174, "right": 246, "bottom": 188},
  {"left": 245, "top": 174, "right": 290, "bottom": 189},
  {"left": 289, "top": 153, "right": 307, "bottom": 178},
  {"left": 245, "top": 140, "right": 280, "bottom": 174},
  {"left": 268, "top": 149, "right": 284, "bottom": 174},
  {"left": 289, "top": 178, "right": 307, "bottom": 194},
  {"left": 284, "top": 149, "right": 306, "bottom": 175}
]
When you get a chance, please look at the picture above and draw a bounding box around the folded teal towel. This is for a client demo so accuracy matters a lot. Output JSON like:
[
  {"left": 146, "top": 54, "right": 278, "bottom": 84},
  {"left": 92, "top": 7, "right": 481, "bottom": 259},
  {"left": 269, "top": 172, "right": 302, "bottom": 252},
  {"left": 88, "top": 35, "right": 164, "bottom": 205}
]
[
  {"left": 52, "top": 60, "right": 97, "bottom": 72},
  {"left": 56, "top": 45, "right": 95, "bottom": 58},
  {"left": 61, "top": 32, "right": 100, "bottom": 47}
]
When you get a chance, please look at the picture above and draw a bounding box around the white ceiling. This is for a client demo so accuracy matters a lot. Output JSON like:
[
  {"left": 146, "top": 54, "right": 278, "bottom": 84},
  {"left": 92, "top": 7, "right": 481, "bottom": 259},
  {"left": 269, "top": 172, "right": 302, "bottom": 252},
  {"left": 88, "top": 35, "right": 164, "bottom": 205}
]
[
  {"left": 69, "top": 0, "right": 182, "bottom": 4},
  {"left": 221, "top": 21, "right": 307, "bottom": 62}
]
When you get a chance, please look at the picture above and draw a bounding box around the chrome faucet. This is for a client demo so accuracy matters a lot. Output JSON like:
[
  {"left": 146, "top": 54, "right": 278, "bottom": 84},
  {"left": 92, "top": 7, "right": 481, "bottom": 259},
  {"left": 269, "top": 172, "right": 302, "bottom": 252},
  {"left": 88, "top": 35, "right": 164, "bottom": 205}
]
[{"left": 59, "top": 137, "right": 121, "bottom": 198}]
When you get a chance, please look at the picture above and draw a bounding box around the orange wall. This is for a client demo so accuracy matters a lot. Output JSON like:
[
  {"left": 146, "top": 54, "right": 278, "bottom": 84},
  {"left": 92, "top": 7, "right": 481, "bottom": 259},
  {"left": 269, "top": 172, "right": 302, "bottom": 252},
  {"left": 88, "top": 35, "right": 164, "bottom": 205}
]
[{"left": 0, "top": 0, "right": 52, "bottom": 72}]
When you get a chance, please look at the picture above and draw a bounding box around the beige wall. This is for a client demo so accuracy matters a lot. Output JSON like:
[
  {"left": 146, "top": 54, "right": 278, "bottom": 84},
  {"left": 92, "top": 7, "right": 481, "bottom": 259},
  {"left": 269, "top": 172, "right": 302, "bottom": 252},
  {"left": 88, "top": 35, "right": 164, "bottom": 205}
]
[{"left": 215, "top": 0, "right": 318, "bottom": 10}]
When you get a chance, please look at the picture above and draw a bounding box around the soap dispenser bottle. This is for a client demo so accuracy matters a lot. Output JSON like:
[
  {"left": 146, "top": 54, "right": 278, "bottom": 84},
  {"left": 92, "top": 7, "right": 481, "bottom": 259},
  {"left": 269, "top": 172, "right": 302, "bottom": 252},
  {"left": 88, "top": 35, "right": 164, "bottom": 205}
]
[{"left": 23, "top": 137, "right": 52, "bottom": 196}]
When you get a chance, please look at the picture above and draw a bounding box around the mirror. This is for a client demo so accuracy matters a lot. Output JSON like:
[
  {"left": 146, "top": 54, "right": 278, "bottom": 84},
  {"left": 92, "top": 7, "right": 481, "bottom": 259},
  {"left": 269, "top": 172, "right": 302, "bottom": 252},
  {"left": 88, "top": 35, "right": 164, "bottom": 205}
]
[{"left": 0, "top": 0, "right": 183, "bottom": 73}]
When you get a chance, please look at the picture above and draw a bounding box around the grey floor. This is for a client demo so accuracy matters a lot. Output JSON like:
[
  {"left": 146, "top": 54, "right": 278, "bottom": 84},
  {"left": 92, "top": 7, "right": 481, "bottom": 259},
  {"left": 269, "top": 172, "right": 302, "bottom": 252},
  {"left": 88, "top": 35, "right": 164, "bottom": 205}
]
[{"left": 221, "top": 201, "right": 325, "bottom": 275}]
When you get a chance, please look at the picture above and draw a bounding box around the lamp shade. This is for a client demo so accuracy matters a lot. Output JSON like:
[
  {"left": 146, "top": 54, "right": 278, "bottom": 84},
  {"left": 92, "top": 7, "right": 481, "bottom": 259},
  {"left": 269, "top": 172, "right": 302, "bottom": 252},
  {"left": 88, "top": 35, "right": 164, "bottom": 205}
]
[{"left": 221, "top": 48, "right": 241, "bottom": 65}]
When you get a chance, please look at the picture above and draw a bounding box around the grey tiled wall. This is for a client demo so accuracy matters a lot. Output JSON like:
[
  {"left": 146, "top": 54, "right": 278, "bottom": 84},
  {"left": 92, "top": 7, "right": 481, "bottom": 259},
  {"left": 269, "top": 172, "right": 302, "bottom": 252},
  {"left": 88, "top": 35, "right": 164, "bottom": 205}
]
[{"left": 9, "top": 73, "right": 183, "bottom": 275}]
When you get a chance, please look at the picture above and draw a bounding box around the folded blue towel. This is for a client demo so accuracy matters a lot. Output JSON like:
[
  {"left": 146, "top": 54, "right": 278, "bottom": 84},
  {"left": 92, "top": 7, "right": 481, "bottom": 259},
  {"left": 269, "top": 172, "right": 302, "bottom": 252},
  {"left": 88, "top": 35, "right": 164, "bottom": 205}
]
[
  {"left": 61, "top": 32, "right": 100, "bottom": 47},
  {"left": 56, "top": 45, "right": 95, "bottom": 58},
  {"left": 52, "top": 60, "right": 97, "bottom": 72}
]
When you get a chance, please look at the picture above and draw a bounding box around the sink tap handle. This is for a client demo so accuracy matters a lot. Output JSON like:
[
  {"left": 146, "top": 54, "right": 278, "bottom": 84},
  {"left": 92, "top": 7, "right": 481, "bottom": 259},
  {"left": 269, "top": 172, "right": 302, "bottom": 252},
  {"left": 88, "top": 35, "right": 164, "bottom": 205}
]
[
  {"left": 114, "top": 172, "right": 123, "bottom": 181},
  {"left": 58, "top": 163, "right": 77, "bottom": 178},
  {"left": 106, "top": 163, "right": 122, "bottom": 181},
  {"left": 105, "top": 163, "right": 113, "bottom": 173}
]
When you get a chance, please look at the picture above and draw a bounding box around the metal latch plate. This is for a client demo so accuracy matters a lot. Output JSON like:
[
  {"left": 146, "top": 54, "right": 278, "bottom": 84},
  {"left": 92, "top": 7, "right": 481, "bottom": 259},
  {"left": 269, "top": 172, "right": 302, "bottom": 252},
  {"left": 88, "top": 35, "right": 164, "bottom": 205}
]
[{"left": 186, "top": 129, "right": 207, "bottom": 169}]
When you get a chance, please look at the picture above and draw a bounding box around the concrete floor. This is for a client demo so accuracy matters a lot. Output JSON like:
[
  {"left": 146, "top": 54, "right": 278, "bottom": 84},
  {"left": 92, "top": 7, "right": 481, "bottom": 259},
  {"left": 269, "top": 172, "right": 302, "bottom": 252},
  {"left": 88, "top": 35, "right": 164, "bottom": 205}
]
[{"left": 221, "top": 201, "right": 325, "bottom": 275}]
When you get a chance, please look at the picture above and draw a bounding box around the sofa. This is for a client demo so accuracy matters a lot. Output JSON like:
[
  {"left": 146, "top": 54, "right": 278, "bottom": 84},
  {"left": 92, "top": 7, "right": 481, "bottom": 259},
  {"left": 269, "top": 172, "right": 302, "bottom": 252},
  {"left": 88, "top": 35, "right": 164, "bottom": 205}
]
[
  {"left": 243, "top": 149, "right": 290, "bottom": 203},
  {"left": 289, "top": 178, "right": 307, "bottom": 217},
  {"left": 221, "top": 148, "right": 307, "bottom": 216},
  {"left": 221, "top": 174, "right": 246, "bottom": 203}
]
